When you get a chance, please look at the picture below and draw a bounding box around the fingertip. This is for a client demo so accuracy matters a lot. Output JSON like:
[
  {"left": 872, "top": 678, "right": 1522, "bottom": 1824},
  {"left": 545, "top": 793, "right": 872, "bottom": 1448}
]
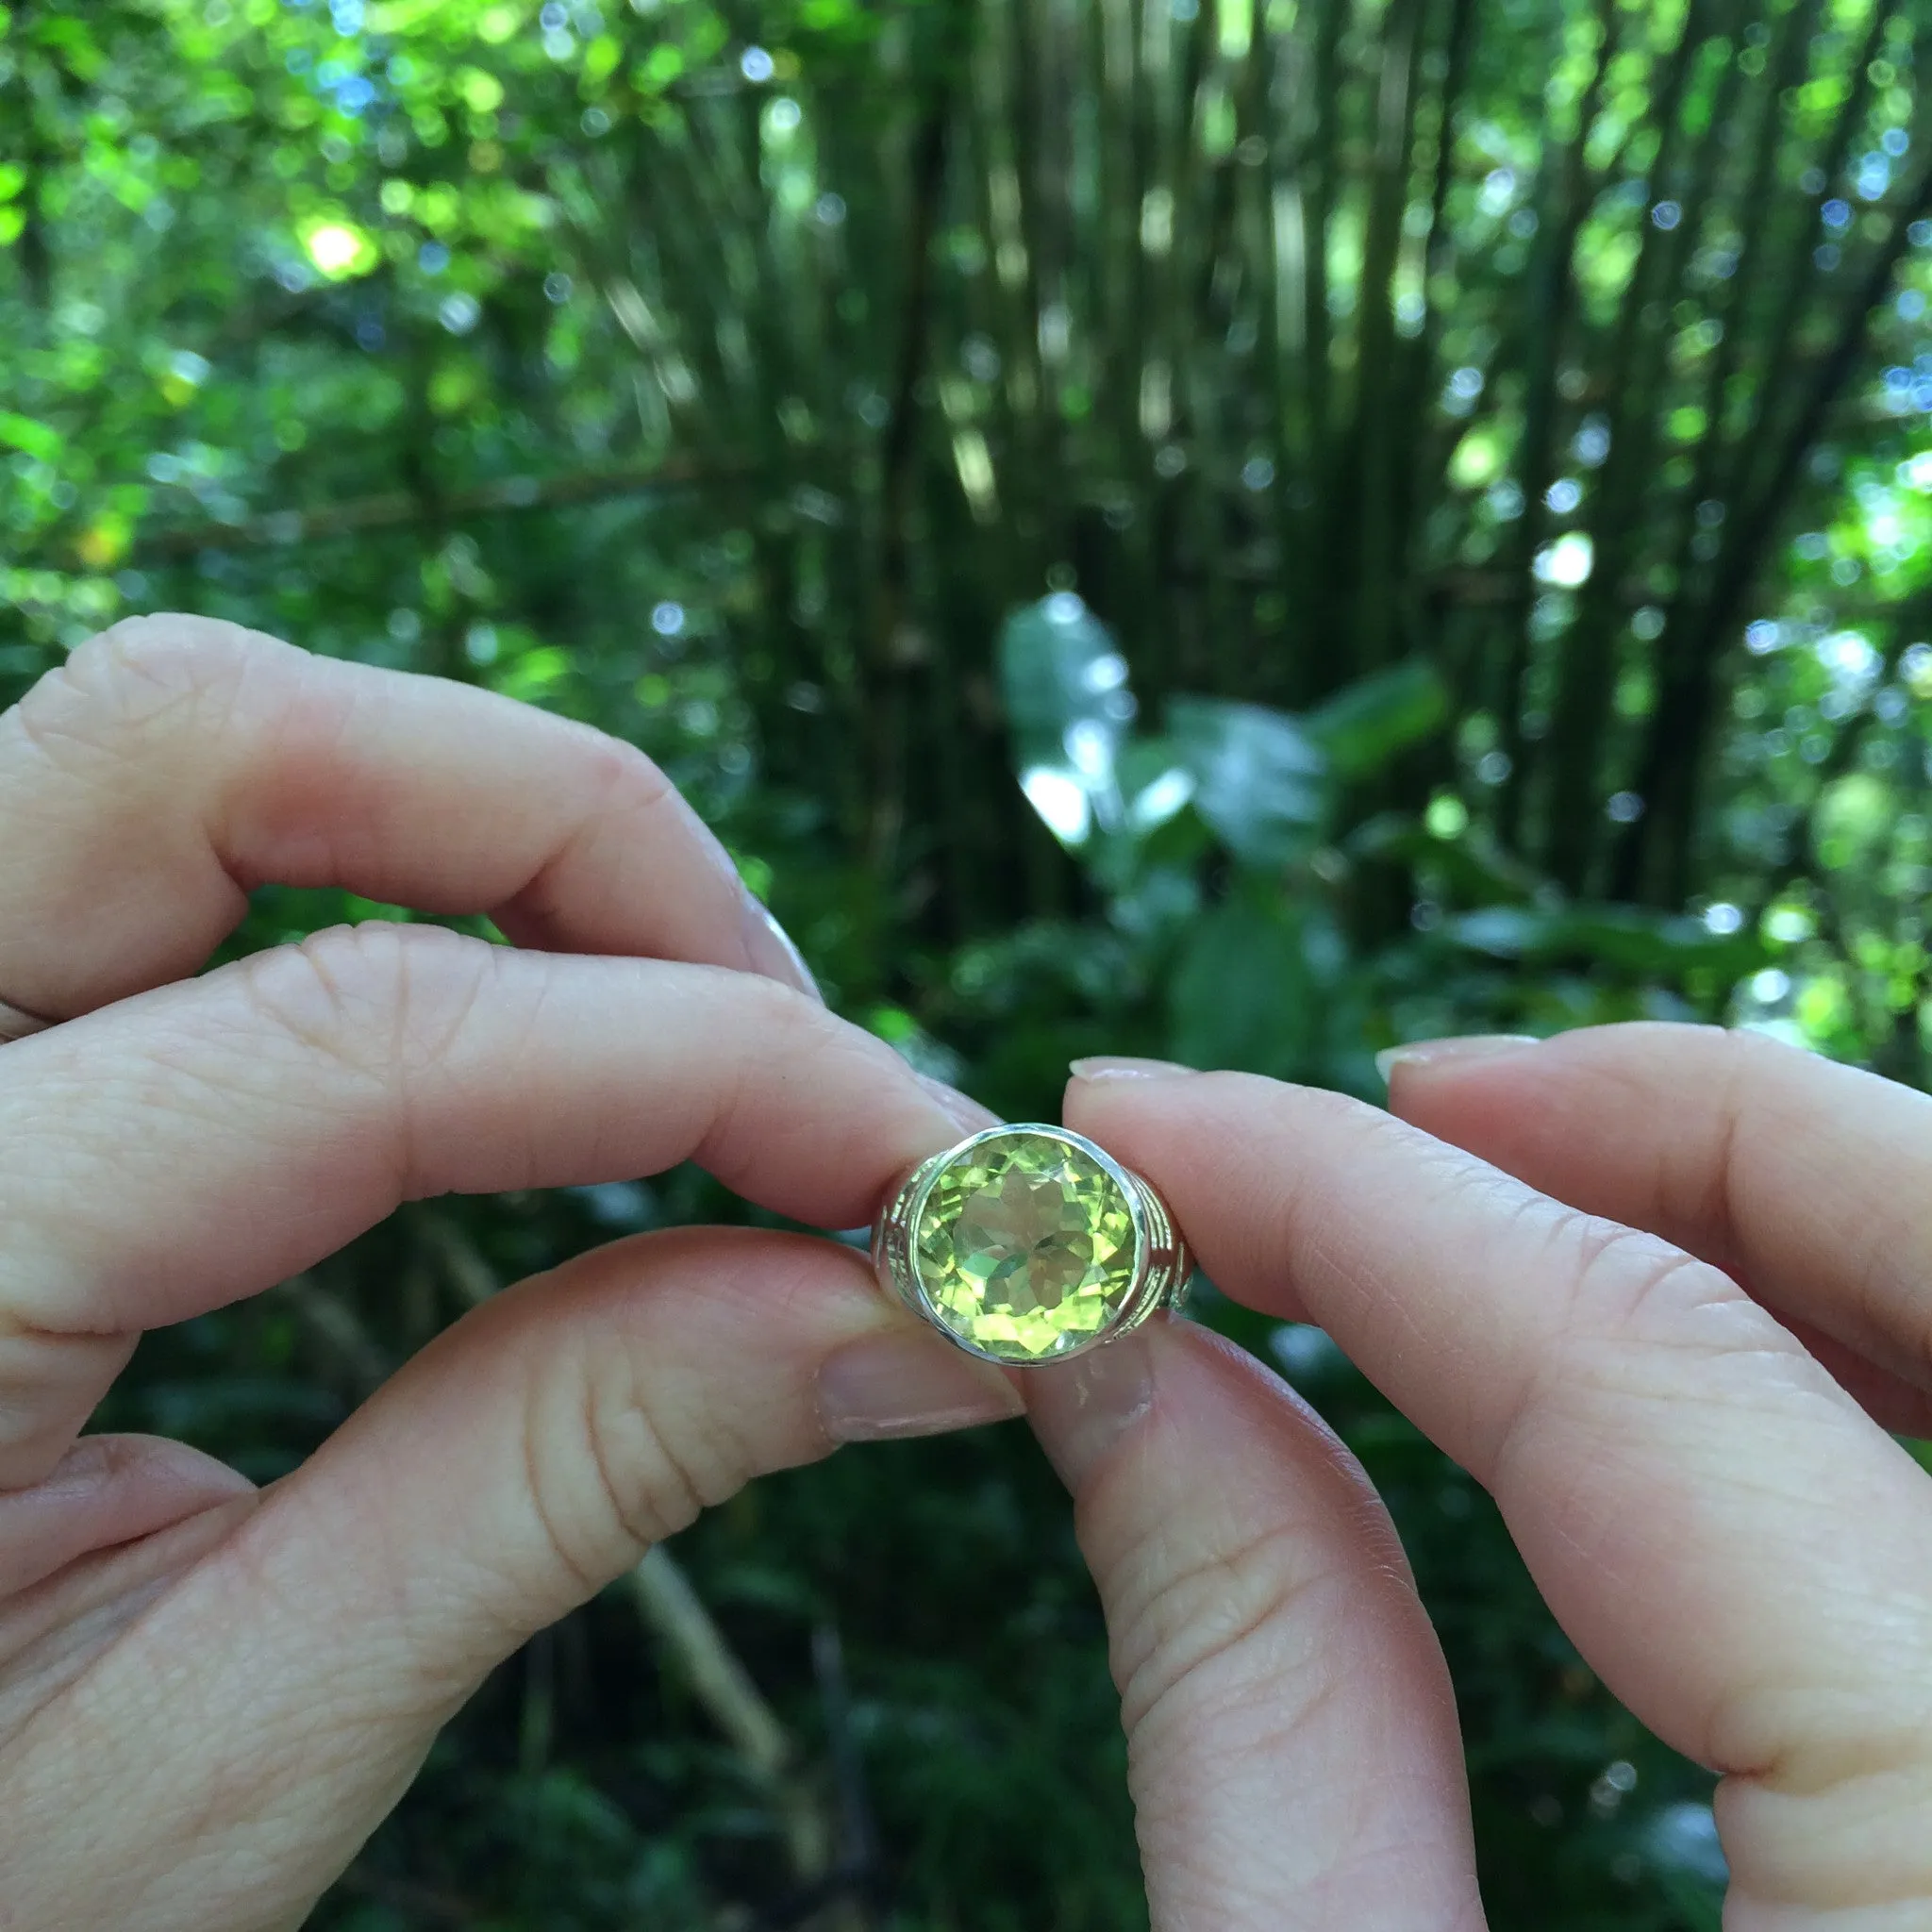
[
  {"left": 99, "top": 1432, "right": 258, "bottom": 1497},
  {"left": 1027, "top": 1323, "right": 1160, "bottom": 1492},
  {"left": 739, "top": 895, "right": 823, "bottom": 1003},
  {"left": 817, "top": 1327, "right": 1025, "bottom": 1442},
  {"left": 1029, "top": 1317, "right": 1331, "bottom": 1502},
  {"left": 1066, "top": 1055, "right": 1199, "bottom": 1084},
  {"left": 913, "top": 1072, "right": 1002, "bottom": 1137}
]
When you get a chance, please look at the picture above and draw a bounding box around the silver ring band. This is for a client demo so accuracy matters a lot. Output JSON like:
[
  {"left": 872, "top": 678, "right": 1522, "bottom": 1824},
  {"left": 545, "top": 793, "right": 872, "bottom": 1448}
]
[{"left": 0, "top": 996, "right": 56, "bottom": 1044}]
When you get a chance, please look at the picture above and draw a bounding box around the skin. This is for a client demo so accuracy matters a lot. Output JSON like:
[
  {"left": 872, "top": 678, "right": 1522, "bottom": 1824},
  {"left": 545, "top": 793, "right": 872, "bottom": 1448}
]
[{"left": 1, "top": 616, "right": 1928, "bottom": 1929}]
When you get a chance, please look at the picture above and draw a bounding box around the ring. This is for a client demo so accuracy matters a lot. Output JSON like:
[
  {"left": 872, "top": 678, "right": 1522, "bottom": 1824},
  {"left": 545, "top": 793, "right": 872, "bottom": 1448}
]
[
  {"left": 0, "top": 995, "right": 55, "bottom": 1044},
  {"left": 872, "top": 1124, "right": 1191, "bottom": 1366}
]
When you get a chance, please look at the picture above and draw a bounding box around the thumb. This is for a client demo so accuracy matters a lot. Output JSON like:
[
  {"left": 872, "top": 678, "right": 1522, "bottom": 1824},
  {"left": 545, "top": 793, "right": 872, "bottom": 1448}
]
[
  {"left": 5, "top": 1227, "right": 1023, "bottom": 1932},
  {"left": 1028, "top": 1319, "right": 1485, "bottom": 1932}
]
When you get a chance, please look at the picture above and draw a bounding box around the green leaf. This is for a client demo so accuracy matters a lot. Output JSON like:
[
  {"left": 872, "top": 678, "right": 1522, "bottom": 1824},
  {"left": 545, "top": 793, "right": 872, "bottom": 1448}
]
[
  {"left": 999, "top": 594, "right": 1135, "bottom": 846},
  {"left": 1169, "top": 896, "right": 1325, "bottom": 1076},
  {"left": 998, "top": 593, "right": 1133, "bottom": 754},
  {"left": 0, "top": 411, "right": 63, "bottom": 462},
  {"left": 1813, "top": 773, "right": 1891, "bottom": 872},
  {"left": 491, "top": 645, "right": 572, "bottom": 701},
  {"left": 1301, "top": 659, "right": 1452, "bottom": 779},
  {"left": 1167, "top": 697, "right": 1327, "bottom": 868},
  {"left": 1445, "top": 904, "right": 1765, "bottom": 976},
  {"left": 31, "top": 13, "right": 104, "bottom": 79},
  {"left": 1348, "top": 811, "right": 1544, "bottom": 906}
]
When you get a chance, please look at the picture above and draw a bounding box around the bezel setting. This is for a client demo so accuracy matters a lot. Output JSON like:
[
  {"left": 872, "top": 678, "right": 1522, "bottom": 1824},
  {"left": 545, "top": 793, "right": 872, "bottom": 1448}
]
[{"left": 871, "top": 1123, "right": 1192, "bottom": 1366}]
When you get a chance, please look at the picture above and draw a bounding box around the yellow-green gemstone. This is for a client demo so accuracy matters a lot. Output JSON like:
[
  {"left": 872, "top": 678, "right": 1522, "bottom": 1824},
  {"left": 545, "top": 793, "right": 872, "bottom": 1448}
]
[{"left": 912, "top": 1132, "right": 1139, "bottom": 1363}]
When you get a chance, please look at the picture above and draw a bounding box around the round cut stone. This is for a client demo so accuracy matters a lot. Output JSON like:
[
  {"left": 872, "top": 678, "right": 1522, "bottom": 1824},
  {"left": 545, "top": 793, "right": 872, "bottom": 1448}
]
[{"left": 912, "top": 1131, "right": 1138, "bottom": 1362}]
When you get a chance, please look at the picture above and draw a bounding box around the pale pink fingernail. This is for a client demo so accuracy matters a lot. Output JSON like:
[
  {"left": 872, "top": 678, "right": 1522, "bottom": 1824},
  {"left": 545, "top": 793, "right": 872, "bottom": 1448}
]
[
  {"left": 740, "top": 897, "right": 823, "bottom": 1004},
  {"left": 1374, "top": 1035, "right": 1541, "bottom": 1084},
  {"left": 1025, "top": 1325, "right": 1158, "bottom": 1491},
  {"left": 1068, "top": 1056, "right": 1197, "bottom": 1083},
  {"left": 817, "top": 1331, "right": 1025, "bottom": 1442}
]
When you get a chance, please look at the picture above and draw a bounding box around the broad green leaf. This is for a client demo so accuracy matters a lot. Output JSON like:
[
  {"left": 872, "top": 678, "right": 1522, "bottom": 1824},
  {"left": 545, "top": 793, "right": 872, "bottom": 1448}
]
[
  {"left": 1301, "top": 660, "right": 1452, "bottom": 779},
  {"left": 1169, "top": 896, "right": 1329, "bottom": 1076},
  {"left": 1446, "top": 904, "right": 1766, "bottom": 975},
  {"left": 999, "top": 594, "right": 1136, "bottom": 847},
  {"left": 1167, "top": 696, "right": 1326, "bottom": 868}
]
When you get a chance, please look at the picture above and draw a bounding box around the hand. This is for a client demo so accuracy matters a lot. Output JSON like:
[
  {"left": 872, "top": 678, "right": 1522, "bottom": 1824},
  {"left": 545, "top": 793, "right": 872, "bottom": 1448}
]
[
  {"left": 1031, "top": 1035, "right": 1932, "bottom": 1929},
  {"left": 0, "top": 616, "right": 1024, "bottom": 1931}
]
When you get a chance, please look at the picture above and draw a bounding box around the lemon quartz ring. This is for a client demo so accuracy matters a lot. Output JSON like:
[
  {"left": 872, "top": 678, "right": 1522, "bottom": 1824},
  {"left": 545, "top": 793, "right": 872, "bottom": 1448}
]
[{"left": 871, "top": 1124, "right": 1192, "bottom": 1366}]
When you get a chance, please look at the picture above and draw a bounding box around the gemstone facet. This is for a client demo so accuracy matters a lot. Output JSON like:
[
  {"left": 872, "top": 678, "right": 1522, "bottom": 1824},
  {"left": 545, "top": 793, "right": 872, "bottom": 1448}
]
[{"left": 909, "top": 1129, "right": 1140, "bottom": 1363}]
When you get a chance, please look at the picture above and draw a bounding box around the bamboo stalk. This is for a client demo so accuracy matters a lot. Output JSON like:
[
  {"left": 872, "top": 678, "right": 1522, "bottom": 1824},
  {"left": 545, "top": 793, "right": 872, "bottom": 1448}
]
[
  {"left": 1608, "top": 0, "right": 1824, "bottom": 901},
  {"left": 1292, "top": 0, "right": 1347, "bottom": 674},
  {"left": 1492, "top": 0, "right": 1622, "bottom": 849},
  {"left": 867, "top": 0, "right": 972, "bottom": 891},
  {"left": 1710, "top": 0, "right": 1894, "bottom": 517},
  {"left": 1346, "top": 0, "right": 1427, "bottom": 677},
  {"left": 1628, "top": 154, "right": 1932, "bottom": 908},
  {"left": 1384, "top": 0, "right": 1475, "bottom": 608},
  {"left": 1537, "top": 0, "right": 1719, "bottom": 891}
]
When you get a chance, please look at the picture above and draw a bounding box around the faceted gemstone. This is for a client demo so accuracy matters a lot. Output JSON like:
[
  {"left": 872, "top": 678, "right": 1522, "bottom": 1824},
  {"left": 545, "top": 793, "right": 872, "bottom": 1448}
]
[{"left": 912, "top": 1131, "right": 1138, "bottom": 1362}]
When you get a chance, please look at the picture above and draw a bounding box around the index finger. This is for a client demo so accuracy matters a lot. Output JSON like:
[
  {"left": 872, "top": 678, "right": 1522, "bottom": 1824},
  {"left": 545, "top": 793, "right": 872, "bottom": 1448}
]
[
  {"left": 0, "top": 927, "right": 969, "bottom": 1491},
  {"left": 0, "top": 615, "right": 811, "bottom": 1019},
  {"left": 1382, "top": 1023, "right": 1932, "bottom": 1401},
  {"left": 1065, "top": 1065, "right": 1932, "bottom": 1919}
]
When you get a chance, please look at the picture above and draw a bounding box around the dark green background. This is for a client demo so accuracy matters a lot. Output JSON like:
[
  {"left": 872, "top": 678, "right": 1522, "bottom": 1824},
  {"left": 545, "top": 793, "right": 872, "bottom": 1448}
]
[{"left": 3, "top": 0, "right": 1930, "bottom": 1924}]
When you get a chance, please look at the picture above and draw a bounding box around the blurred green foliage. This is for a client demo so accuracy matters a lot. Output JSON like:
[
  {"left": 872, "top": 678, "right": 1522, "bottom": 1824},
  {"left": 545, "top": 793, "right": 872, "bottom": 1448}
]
[{"left": 3, "top": 0, "right": 1930, "bottom": 1924}]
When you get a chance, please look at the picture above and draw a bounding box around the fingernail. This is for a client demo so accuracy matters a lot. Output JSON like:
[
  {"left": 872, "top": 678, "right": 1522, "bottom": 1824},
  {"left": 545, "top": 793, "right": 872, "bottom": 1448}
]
[
  {"left": 817, "top": 1330, "right": 1026, "bottom": 1442},
  {"left": 1374, "top": 1034, "right": 1541, "bottom": 1084},
  {"left": 40, "top": 1436, "right": 113, "bottom": 1494},
  {"left": 1068, "top": 1056, "right": 1197, "bottom": 1083},
  {"left": 915, "top": 1073, "right": 1001, "bottom": 1137},
  {"left": 1026, "top": 1324, "right": 1158, "bottom": 1491},
  {"left": 741, "top": 896, "right": 823, "bottom": 1004}
]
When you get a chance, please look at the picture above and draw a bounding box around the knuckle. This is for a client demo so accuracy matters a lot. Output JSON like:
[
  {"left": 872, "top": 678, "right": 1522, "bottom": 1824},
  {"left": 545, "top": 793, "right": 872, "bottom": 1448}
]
[
  {"left": 1719, "top": 1750, "right": 1932, "bottom": 1919},
  {"left": 1108, "top": 1516, "right": 1338, "bottom": 1740},
  {"left": 575, "top": 728, "right": 675, "bottom": 819},
  {"left": 519, "top": 1330, "right": 732, "bottom": 1594},
  {"left": 13, "top": 616, "right": 287, "bottom": 763},
  {"left": 506, "top": 730, "right": 684, "bottom": 924},
  {"left": 693, "top": 974, "right": 911, "bottom": 1177},
  {"left": 75, "top": 612, "right": 267, "bottom": 694},
  {"left": 1492, "top": 1208, "right": 1789, "bottom": 1482},
  {"left": 1554, "top": 1211, "right": 1745, "bottom": 1344},
  {"left": 235, "top": 922, "right": 496, "bottom": 1087}
]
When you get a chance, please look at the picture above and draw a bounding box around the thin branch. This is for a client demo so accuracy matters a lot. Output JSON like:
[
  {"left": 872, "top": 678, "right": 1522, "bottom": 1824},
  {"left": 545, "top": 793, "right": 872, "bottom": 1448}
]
[
  {"left": 414, "top": 1208, "right": 500, "bottom": 1310},
  {"left": 630, "top": 1544, "right": 793, "bottom": 1784},
  {"left": 273, "top": 1274, "right": 390, "bottom": 1398},
  {"left": 335, "top": 1866, "right": 479, "bottom": 1924},
  {"left": 127, "top": 457, "right": 742, "bottom": 561},
  {"left": 812, "top": 1621, "right": 878, "bottom": 1932},
  {"left": 629, "top": 1543, "right": 840, "bottom": 1896}
]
